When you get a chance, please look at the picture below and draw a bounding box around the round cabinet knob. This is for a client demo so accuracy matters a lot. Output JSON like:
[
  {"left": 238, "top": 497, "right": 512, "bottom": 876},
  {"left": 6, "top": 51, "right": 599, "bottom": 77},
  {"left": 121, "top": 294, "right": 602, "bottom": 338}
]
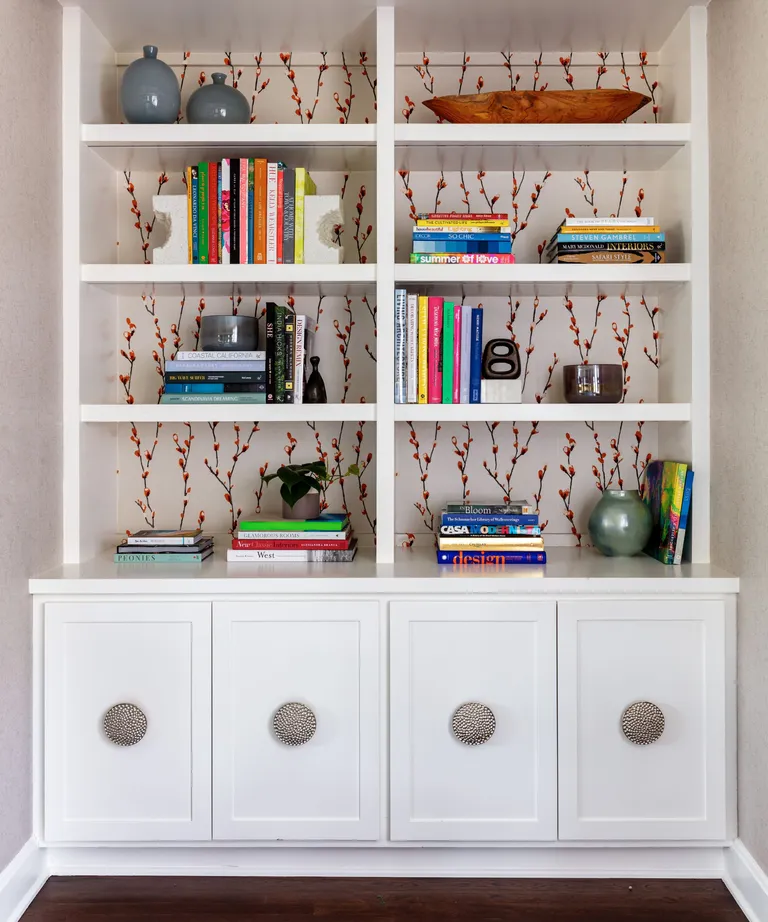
[
  {"left": 621, "top": 700, "right": 665, "bottom": 746},
  {"left": 103, "top": 703, "right": 147, "bottom": 747},
  {"left": 451, "top": 702, "right": 496, "bottom": 746},
  {"left": 272, "top": 702, "right": 317, "bottom": 746}
]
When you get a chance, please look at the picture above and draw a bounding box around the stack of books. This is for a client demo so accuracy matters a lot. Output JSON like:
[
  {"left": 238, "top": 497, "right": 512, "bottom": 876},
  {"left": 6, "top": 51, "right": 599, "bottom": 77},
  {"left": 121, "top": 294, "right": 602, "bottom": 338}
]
[
  {"left": 435, "top": 500, "right": 546, "bottom": 566},
  {"left": 643, "top": 461, "right": 694, "bottom": 565},
  {"left": 395, "top": 294, "right": 492, "bottom": 404},
  {"left": 409, "top": 212, "right": 515, "bottom": 265},
  {"left": 186, "top": 160, "right": 316, "bottom": 265},
  {"left": 547, "top": 216, "right": 666, "bottom": 264},
  {"left": 115, "top": 529, "right": 214, "bottom": 563},
  {"left": 227, "top": 513, "right": 358, "bottom": 562},
  {"left": 161, "top": 307, "right": 314, "bottom": 405}
]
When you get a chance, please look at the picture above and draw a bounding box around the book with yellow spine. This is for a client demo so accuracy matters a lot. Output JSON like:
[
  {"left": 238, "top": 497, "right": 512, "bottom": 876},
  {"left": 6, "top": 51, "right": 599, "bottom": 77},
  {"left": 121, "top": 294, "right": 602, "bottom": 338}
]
[
  {"left": 294, "top": 168, "right": 317, "bottom": 265},
  {"left": 417, "top": 219, "right": 509, "bottom": 227},
  {"left": 560, "top": 225, "right": 661, "bottom": 234},
  {"left": 438, "top": 536, "right": 545, "bottom": 551},
  {"left": 417, "top": 295, "right": 428, "bottom": 404}
]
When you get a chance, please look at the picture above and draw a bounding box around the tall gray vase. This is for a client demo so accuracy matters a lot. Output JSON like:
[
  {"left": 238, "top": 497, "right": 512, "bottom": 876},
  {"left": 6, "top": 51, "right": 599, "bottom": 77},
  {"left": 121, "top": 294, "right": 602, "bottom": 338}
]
[
  {"left": 121, "top": 45, "right": 180, "bottom": 124},
  {"left": 588, "top": 489, "right": 653, "bottom": 557}
]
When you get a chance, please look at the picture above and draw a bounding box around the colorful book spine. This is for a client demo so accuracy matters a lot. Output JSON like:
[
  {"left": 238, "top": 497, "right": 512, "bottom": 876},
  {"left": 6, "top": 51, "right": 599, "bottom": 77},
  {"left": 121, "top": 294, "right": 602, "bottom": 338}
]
[
  {"left": 282, "top": 167, "right": 296, "bottom": 264},
  {"left": 460, "top": 305, "right": 471, "bottom": 404},
  {"left": 416, "top": 220, "right": 510, "bottom": 228},
  {"left": 274, "top": 305, "right": 286, "bottom": 403},
  {"left": 556, "top": 241, "right": 666, "bottom": 252},
  {"left": 439, "top": 524, "right": 540, "bottom": 536},
  {"left": 239, "top": 514, "right": 348, "bottom": 532},
  {"left": 220, "top": 159, "right": 231, "bottom": 264},
  {"left": 410, "top": 253, "right": 515, "bottom": 264},
  {"left": 412, "top": 241, "right": 513, "bottom": 254},
  {"left": 197, "top": 162, "right": 208, "bottom": 263},
  {"left": 437, "top": 550, "right": 546, "bottom": 565},
  {"left": 208, "top": 162, "right": 218, "bottom": 264},
  {"left": 445, "top": 501, "right": 535, "bottom": 514},
  {"left": 266, "top": 163, "right": 278, "bottom": 263},
  {"left": 294, "top": 314, "right": 307, "bottom": 404},
  {"left": 160, "top": 393, "right": 267, "bottom": 404},
  {"left": 166, "top": 372, "right": 266, "bottom": 384},
  {"left": 441, "top": 301, "right": 455, "bottom": 404},
  {"left": 414, "top": 225, "right": 511, "bottom": 234},
  {"left": 427, "top": 296, "right": 443, "bottom": 404},
  {"left": 239, "top": 159, "right": 248, "bottom": 263},
  {"left": 294, "top": 168, "right": 316, "bottom": 264},
  {"left": 417, "top": 295, "right": 428, "bottom": 404},
  {"left": 412, "top": 231, "right": 513, "bottom": 241},
  {"left": 235, "top": 530, "right": 349, "bottom": 541},
  {"left": 394, "top": 288, "right": 407, "bottom": 404},
  {"left": 217, "top": 161, "right": 222, "bottom": 261},
  {"left": 673, "top": 470, "right": 695, "bottom": 565},
  {"left": 247, "top": 159, "right": 255, "bottom": 264},
  {"left": 190, "top": 166, "right": 199, "bottom": 264},
  {"left": 265, "top": 302, "right": 276, "bottom": 402},
  {"left": 163, "top": 383, "right": 264, "bottom": 394},
  {"left": 441, "top": 513, "right": 539, "bottom": 527},
  {"left": 230, "top": 158, "right": 240, "bottom": 264},
  {"left": 439, "top": 537, "right": 545, "bottom": 551},
  {"left": 406, "top": 293, "right": 418, "bottom": 404},
  {"left": 231, "top": 538, "right": 350, "bottom": 550},
  {"left": 115, "top": 552, "right": 212, "bottom": 563},
  {"left": 276, "top": 167, "right": 284, "bottom": 263},
  {"left": 556, "top": 251, "right": 666, "bottom": 264},
  {"left": 284, "top": 311, "right": 295, "bottom": 404},
  {"left": 186, "top": 167, "right": 193, "bottom": 263},
  {"left": 556, "top": 233, "right": 665, "bottom": 243},
  {"left": 419, "top": 212, "right": 510, "bottom": 221},
  {"left": 254, "top": 159, "right": 267, "bottom": 263},
  {"left": 469, "top": 307, "right": 483, "bottom": 404},
  {"left": 564, "top": 216, "right": 656, "bottom": 226},
  {"left": 452, "top": 303, "right": 462, "bottom": 404}
]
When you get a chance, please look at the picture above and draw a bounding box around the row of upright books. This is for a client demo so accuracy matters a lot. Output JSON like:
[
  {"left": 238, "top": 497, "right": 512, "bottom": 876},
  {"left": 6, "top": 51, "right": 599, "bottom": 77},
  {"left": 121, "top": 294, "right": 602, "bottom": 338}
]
[
  {"left": 436, "top": 500, "right": 546, "bottom": 565},
  {"left": 185, "top": 160, "right": 316, "bottom": 265},
  {"left": 394, "top": 293, "right": 486, "bottom": 404},
  {"left": 227, "top": 513, "right": 357, "bottom": 562},
  {"left": 115, "top": 529, "right": 213, "bottom": 563},
  {"left": 409, "top": 212, "right": 516, "bottom": 265},
  {"left": 160, "top": 308, "right": 314, "bottom": 405},
  {"left": 547, "top": 216, "right": 667, "bottom": 264}
]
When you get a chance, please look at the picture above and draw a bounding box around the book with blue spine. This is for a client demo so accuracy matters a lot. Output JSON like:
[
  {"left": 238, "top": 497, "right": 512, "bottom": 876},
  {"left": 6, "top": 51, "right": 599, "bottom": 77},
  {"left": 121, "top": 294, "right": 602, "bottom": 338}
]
[
  {"left": 673, "top": 469, "right": 694, "bottom": 565},
  {"left": 556, "top": 232, "right": 665, "bottom": 243},
  {"left": 412, "top": 241, "right": 513, "bottom": 254},
  {"left": 163, "top": 383, "right": 265, "bottom": 394},
  {"left": 437, "top": 550, "right": 546, "bottom": 565},
  {"left": 442, "top": 512, "right": 539, "bottom": 527},
  {"left": 469, "top": 307, "right": 483, "bottom": 403},
  {"left": 440, "top": 523, "right": 541, "bottom": 536}
]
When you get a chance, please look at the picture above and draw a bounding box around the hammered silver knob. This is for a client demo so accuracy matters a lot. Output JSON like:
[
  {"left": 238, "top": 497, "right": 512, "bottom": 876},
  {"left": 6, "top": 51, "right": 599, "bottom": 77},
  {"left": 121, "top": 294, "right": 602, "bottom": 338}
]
[
  {"left": 103, "top": 703, "right": 147, "bottom": 747},
  {"left": 451, "top": 702, "right": 496, "bottom": 746},
  {"left": 621, "top": 700, "right": 665, "bottom": 745},
  {"left": 272, "top": 702, "right": 317, "bottom": 746}
]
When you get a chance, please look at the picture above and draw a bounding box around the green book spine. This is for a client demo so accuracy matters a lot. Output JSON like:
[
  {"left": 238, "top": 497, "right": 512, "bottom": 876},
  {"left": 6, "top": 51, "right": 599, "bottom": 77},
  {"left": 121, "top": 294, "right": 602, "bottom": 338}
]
[
  {"left": 275, "top": 305, "right": 286, "bottom": 404},
  {"left": 239, "top": 518, "right": 348, "bottom": 532},
  {"left": 114, "top": 552, "right": 211, "bottom": 563},
  {"left": 159, "top": 393, "right": 267, "bottom": 404},
  {"left": 442, "top": 302, "right": 454, "bottom": 403},
  {"left": 197, "top": 161, "right": 209, "bottom": 264}
]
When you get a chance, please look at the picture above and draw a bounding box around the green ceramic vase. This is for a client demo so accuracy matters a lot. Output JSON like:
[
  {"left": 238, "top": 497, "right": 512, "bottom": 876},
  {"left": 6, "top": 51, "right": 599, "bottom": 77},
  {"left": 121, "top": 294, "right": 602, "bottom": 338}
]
[{"left": 588, "top": 489, "right": 652, "bottom": 557}]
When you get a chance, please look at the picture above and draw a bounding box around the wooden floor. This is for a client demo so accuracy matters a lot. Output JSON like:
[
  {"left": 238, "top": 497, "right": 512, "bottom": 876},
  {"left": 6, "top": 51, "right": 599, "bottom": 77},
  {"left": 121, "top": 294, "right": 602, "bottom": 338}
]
[{"left": 21, "top": 876, "right": 746, "bottom": 922}]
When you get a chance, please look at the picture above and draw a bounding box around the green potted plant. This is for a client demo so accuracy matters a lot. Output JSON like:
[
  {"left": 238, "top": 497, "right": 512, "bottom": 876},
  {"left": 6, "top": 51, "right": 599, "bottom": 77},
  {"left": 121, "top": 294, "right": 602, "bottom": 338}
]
[{"left": 263, "top": 461, "right": 328, "bottom": 520}]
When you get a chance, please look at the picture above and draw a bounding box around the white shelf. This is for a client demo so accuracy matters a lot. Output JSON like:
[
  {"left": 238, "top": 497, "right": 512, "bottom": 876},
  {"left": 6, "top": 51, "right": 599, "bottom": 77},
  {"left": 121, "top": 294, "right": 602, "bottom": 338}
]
[
  {"left": 83, "top": 124, "right": 377, "bottom": 172},
  {"left": 395, "top": 263, "right": 691, "bottom": 296},
  {"left": 81, "top": 403, "right": 377, "bottom": 423},
  {"left": 81, "top": 263, "right": 376, "bottom": 296},
  {"left": 396, "top": 124, "right": 691, "bottom": 172},
  {"left": 395, "top": 403, "right": 691, "bottom": 423}
]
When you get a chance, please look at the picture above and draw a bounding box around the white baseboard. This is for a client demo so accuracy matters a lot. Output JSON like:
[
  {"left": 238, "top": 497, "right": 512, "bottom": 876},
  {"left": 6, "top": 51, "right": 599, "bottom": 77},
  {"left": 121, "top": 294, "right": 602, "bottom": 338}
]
[
  {"left": 0, "top": 839, "right": 47, "bottom": 922},
  {"left": 724, "top": 840, "right": 768, "bottom": 922},
  {"left": 47, "top": 845, "right": 726, "bottom": 879}
]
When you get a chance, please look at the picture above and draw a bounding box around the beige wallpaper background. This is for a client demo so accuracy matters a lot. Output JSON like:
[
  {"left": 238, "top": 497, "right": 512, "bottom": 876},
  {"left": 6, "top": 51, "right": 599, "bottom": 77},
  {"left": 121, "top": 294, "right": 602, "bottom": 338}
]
[
  {"left": 0, "top": 0, "right": 61, "bottom": 871},
  {"left": 710, "top": 0, "right": 768, "bottom": 872}
]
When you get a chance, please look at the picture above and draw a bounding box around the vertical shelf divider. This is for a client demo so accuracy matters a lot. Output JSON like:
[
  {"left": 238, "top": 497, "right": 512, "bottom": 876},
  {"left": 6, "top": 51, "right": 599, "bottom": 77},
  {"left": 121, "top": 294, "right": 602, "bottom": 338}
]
[{"left": 375, "top": 5, "right": 396, "bottom": 564}]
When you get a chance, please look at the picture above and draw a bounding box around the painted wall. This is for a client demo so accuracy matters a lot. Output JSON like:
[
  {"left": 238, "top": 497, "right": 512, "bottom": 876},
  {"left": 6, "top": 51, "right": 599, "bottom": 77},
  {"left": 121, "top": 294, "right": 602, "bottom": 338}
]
[
  {"left": 0, "top": 0, "right": 61, "bottom": 871},
  {"left": 709, "top": 0, "right": 768, "bottom": 872}
]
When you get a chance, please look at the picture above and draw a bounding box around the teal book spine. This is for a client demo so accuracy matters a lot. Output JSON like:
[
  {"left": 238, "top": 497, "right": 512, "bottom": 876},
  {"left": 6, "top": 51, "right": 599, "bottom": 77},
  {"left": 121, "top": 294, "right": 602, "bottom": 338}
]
[
  {"left": 114, "top": 552, "right": 211, "bottom": 563},
  {"left": 159, "top": 393, "right": 267, "bottom": 404}
]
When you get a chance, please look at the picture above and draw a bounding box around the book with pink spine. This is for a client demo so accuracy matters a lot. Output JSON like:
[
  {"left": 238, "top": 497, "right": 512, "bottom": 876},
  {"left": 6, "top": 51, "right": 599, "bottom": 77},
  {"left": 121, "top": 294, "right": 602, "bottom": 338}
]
[
  {"left": 239, "top": 159, "right": 249, "bottom": 263},
  {"left": 452, "top": 302, "right": 462, "bottom": 403},
  {"left": 427, "top": 296, "right": 443, "bottom": 404}
]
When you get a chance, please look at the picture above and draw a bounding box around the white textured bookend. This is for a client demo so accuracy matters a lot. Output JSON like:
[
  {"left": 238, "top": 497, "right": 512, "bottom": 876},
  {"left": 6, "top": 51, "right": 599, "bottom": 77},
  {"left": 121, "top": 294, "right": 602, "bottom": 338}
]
[
  {"left": 481, "top": 379, "right": 522, "bottom": 403},
  {"left": 152, "top": 195, "right": 188, "bottom": 265},
  {"left": 304, "top": 195, "right": 345, "bottom": 264}
]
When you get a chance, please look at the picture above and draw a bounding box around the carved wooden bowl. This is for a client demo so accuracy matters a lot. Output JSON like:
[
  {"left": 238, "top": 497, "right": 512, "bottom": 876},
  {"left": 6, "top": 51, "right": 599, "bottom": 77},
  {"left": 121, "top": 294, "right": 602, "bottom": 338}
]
[{"left": 422, "top": 89, "right": 651, "bottom": 124}]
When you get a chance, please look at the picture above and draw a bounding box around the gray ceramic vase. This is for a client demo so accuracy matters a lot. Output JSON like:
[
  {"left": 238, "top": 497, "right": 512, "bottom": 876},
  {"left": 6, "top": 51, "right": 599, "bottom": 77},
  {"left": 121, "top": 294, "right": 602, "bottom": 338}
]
[
  {"left": 282, "top": 492, "right": 321, "bottom": 521},
  {"left": 121, "top": 45, "right": 180, "bottom": 124},
  {"left": 186, "top": 73, "right": 250, "bottom": 124},
  {"left": 588, "top": 489, "right": 653, "bottom": 557}
]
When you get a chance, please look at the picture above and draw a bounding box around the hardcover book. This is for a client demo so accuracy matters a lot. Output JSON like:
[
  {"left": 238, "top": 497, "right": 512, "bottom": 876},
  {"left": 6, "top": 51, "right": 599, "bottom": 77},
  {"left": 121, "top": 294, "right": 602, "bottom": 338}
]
[
  {"left": 284, "top": 311, "right": 295, "bottom": 403},
  {"left": 643, "top": 460, "right": 689, "bottom": 565},
  {"left": 439, "top": 523, "right": 541, "bottom": 536},
  {"left": 220, "top": 158, "right": 231, "bottom": 264},
  {"left": 160, "top": 393, "right": 267, "bottom": 404},
  {"left": 417, "top": 295, "right": 429, "bottom": 404},
  {"left": 437, "top": 550, "right": 546, "bottom": 565},
  {"left": 442, "top": 512, "right": 539, "bottom": 527},
  {"left": 124, "top": 529, "right": 202, "bottom": 545},
  {"left": 469, "top": 307, "right": 483, "bottom": 404},
  {"left": 115, "top": 551, "right": 213, "bottom": 563},
  {"left": 230, "top": 158, "right": 240, "bottom": 263},
  {"left": 197, "top": 161, "right": 208, "bottom": 263},
  {"left": 238, "top": 513, "right": 349, "bottom": 532},
  {"left": 441, "top": 301, "right": 455, "bottom": 403},
  {"left": 254, "top": 159, "right": 267, "bottom": 264},
  {"left": 227, "top": 539, "right": 358, "bottom": 563},
  {"left": 445, "top": 501, "right": 535, "bottom": 514},
  {"left": 427, "top": 296, "right": 443, "bottom": 404},
  {"left": 282, "top": 167, "right": 296, "bottom": 264},
  {"left": 410, "top": 253, "right": 515, "bottom": 264}
]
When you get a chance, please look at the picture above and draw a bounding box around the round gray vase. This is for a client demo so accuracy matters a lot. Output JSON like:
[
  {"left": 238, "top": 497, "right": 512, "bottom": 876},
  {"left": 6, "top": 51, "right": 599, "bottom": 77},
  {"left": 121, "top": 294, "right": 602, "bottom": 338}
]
[
  {"left": 588, "top": 489, "right": 653, "bottom": 557},
  {"left": 121, "top": 45, "right": 180, "bottom": 124},
  {"left": 186, "top": 73, "right": 250, "bottom": 124}
]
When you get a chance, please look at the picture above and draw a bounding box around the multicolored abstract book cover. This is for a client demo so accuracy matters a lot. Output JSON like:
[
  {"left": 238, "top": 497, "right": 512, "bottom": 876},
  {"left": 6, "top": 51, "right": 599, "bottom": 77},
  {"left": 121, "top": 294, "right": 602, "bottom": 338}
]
[{"left": 643, "top": 460, "right": 689, "bottom": 564}]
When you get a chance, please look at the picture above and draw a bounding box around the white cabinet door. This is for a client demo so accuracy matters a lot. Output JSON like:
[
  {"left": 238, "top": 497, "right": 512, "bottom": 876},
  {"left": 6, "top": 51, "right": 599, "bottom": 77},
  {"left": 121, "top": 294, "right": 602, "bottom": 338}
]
[
  {"left": 389, "top": 600, "right": 557, "bottom": 841},
  {"left": 558, "top": 600, "right": 727, "bottom": 841},
  {"left": 44, "top": 602, "right": 211, "bottom": 842},
  {"left": 213, "top": 600, "right": 379, "bottom": 840}
]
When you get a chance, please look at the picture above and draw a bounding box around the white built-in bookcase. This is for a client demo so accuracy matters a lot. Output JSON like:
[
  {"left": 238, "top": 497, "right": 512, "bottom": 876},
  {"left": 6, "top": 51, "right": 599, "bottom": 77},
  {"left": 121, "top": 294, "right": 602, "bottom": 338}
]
[{"left": 62, "top": 0, "right": 710, "bottom": 567}]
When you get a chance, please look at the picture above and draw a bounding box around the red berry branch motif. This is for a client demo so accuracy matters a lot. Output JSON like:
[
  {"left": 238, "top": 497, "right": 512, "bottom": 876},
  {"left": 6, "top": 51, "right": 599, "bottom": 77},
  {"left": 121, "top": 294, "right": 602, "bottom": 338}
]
[
  {"left": 616, "top": 171, "right": 628, "bottom": 217},
  {"left": 351, "top": 423, "right": 375, "bottom": 533},
  {"left": 537, "top": 239, "right": 548, "bottom": 263},
  {"left": 435, "top": 171, "right": 447, "bottom": 212},
  {"left": 197, "top": 70, "right": 207, "bottom": 86},
  {"left": 564, "top": 294, "right": 606, "bottom": 363},
  {"left": 359, "top": 52, "right": 377, "bottom": 114},
  {"left": 631, "top": 421, "right": 652, "bottom": 495},
  {"left": 119, "top": 317, "right": 137, "bottom": 404},
  {"left": 477, "top": 171, "right": 500, "bottom": 213},
  {"left": 203, "top": 422, "right": 259, "bottom": 534},
  {"left": 313, "top": 294, "right": 326, "bottom": 335},
  {"left": 284, "top": 430, "right": 297, "bottom": 462},
  {"left": 501, "top": 52, "right": 521, "bottom": 90},
  {"left": 520, "top": 296, "right": 548, "bottom": 393},
  {"left": 334, "top": 296, "right": 354, "bottom": 402},
  {"left": 279, "top": 51, "right": 328, "bottom": 123},
  {"left": 634, "top": 187, "right": 645, "bottom": 217},
  {"left": 641, "top": 296, "right": 660, "bottom": 367},
  {"left": 304, "top": 423, "right": 332, "bottom": 512},
  {"left": 123, "top": 171, "right": 168, "bottom": 262},
  {"left": 574, "top": 170, "right": 598, "bottom": 216},
  {"left": 414, "top": 53, "right": 435, "bottom": 96},
  {"left": 638, "top": 52, "right": 659, "bottom": 122},
  {"left": 398, "top": 170, "right": 418, "bottom": 222},
  {"left": 250, "top": 52, "right": 271, "bottom": 122},
  {"left": 476, "top": 75, "right": 485, "bottom": 93},
  {"left": 596, "top": 51, "right": 609, "bottom": 88},
  {"left": 534, "top": 466, "right": 549, "bottom": 531},
  {"left": 402, "top": 95, "right": 415, "bottom": 122},
  {"left": 559, "top": 432, "right": 582, "bottom": 546},
  {"left": 229, "top": 291, "right": 242, "bottom": 315},
  {"left": 129, "top": 423, "right": 161, "bottom": 529},
  {"left": 457, "top": 52, "right": 470, "bottom": 94},
  {"left": 362, "top": 295, "right": 377, "bottom": 362},
  {"left": 586, "top": 421, "right": 623, "bottom": 492},
  {"left": 459, "top": 170, "right": 472, "bottom": 212},
  {"left": 192, "top": 297, "right": 206, "bottom": 349},
  {"left": 534, "top": 353, "right": 559, "bottom": 403},
  {"left": 353, "top": 185, "right": 372, "bottom": 263},
  {"left": 532, "top": 53, "right": 548, "bottom": 91},
  {"left": 407, "top": 422, "right": 441, "bottom": 538},
  {"left": 172, "top": 423, "right": 194, "bottom": 528},
  {"left": 141, "top": 292, "right": 173, "bottom": 401},
  {"left": 254, "top": 458, "right": 270, "bottom": 513},
  {"left": 482, "top": 421, "right": 540, "bottom": 501},
  {"left": 451, "top": 424, "right": 473, "bottom": 501},
  {"left": 510, "top": 171, "right": 552, "bottom": 248},
  {"left": 559, "top": 55, "right": 574, "bottom": 88},
  {"left": 620, "top": 53, "right": 631, "bottom": 92},
  {"left": 176, "top": 50, "right": 190, "bottom": 123},
  {"left": 334, "top": 52, "right": 355, "bottom": 123},
  {"left": 613, "top": 294, "right": 633, "bottom": 401},
  {"left": 223, "top": 50, "right": 242, "bottom": 88}
]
